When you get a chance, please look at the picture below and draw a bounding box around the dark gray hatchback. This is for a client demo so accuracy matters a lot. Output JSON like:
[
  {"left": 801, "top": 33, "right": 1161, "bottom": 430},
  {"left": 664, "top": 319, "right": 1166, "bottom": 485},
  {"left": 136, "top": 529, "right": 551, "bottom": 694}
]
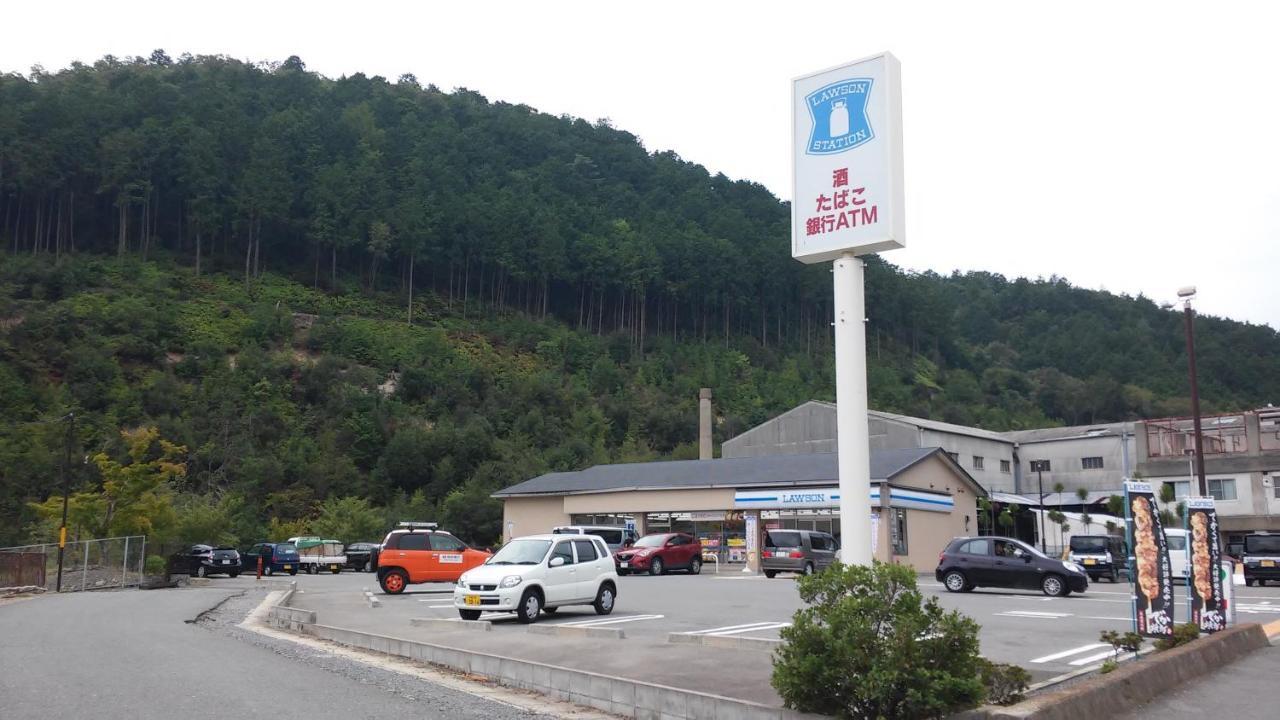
[{"left": 936, "top": 536, "right": 1089, "bottom": 597}]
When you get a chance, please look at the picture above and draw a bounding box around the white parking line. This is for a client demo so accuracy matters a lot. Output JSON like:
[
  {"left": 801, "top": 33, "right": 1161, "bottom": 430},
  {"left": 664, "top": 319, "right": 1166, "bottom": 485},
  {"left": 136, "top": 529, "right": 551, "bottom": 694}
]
[
  {"left": 1081, "top": 616, "right": 1132, "bottom": 621},
  {"left": 994, "top": 611, "right": 1072, "bottom": 619},
  {"left": 707, "top": 622, "right": 792, "bottom": 637},
  {"left": 1069, "top": 650, "right": 1118, "bottom": 666},
  {"left": 682, "top": 621, "right": 782, "bottom": 635},
  {"left": 558, "top": 614, "right": 665, "bottom": 628},
  {"left": 1030, "top": 643, "right": 1109, "bottom": 664}
]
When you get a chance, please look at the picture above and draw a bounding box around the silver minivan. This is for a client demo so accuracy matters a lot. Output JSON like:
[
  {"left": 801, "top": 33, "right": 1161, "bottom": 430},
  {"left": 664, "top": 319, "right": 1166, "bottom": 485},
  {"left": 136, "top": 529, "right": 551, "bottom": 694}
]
[
  {"left": 551, "top": 525, "right": 639, "bottom": 554},
  {"left": 762, "top": 529, "right": 839, "bottom": 577}
]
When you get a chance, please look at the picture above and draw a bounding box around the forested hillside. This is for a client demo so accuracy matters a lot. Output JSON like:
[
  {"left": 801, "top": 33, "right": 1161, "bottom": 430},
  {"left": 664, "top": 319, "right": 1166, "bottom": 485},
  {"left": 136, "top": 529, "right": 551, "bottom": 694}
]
[{"left": 2, "top": 53, "right": 1277, "bottom": 548}]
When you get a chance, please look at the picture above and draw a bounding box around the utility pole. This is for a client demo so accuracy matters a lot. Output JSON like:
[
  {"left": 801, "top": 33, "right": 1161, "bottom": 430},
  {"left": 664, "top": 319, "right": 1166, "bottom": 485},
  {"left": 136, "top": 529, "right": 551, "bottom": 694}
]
[
  {"left": 1178, "top": 287, "right": 1208, "bottom": 497},
  {"left": 56, "top": 412, "right": 75, "bottom": 593}
]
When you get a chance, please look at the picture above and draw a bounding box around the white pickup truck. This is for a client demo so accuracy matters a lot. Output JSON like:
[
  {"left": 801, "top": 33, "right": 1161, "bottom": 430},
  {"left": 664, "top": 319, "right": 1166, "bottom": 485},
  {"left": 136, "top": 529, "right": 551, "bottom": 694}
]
[{"left": 287, "top": 536, "right": 347, "bottom": 574}]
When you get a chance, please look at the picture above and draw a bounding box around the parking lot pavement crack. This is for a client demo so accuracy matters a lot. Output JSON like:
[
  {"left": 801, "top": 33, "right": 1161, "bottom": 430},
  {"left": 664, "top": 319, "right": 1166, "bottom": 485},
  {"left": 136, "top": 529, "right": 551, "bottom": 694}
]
[{"left": 184, "top": 587, "right": 248, "bottom": 624}]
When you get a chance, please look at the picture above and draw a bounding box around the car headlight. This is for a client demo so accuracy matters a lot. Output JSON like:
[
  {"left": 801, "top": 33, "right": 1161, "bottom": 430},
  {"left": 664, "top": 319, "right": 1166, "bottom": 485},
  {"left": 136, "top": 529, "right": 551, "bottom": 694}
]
[
  {"left": 456, "top": 577, "right": 467, "bottom": 588},
  {"left": 1062, "top": 561, "right": 1083, "bottom": 574},
  {"left": 500, "top": 575, "right": 523, "bottom": 589}
]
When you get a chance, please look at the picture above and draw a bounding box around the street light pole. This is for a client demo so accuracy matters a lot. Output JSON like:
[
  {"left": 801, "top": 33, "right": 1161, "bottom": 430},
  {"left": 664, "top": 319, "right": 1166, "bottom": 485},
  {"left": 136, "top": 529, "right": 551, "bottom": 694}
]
[
  {"left": 1030, "top": 460, "right": 1048, "bottom": 553},
  {"left": 1179, "top": 289, "right": 1208, "bottom": 497}
]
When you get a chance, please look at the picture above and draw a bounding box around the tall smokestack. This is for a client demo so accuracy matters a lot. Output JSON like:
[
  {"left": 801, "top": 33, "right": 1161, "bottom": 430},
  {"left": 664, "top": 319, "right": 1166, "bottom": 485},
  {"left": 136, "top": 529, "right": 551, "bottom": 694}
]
[{"left": 699, "top": 388, "right": 713, "bottom": 460}]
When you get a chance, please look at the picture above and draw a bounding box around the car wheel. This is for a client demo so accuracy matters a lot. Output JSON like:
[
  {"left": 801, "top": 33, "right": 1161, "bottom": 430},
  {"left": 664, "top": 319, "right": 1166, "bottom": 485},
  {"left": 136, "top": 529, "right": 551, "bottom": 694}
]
[
  {"left": 593, "top": 583, "right": 616, "bottom": 615},
  {"left": 803, "top": 562, "right": 815, "bottom": 576},
  {"left": 196, "top": 565, "right": 208, "bottom": 578},
  {"left": 617, "top": 569, "right": 629, "bottom": 576},
  {"left": 363, "top": 561, "right": 372, "bottom": 573},
  {"left": 265, "top": 566, "right": 275, "bottom": 576},
  {"left": 650, "top": 557, "right": 665, "bottom": 576},
  {"left": 689, "top": 557, "right": 702, "bottom": 575},
  {"left": 229, "top": 571, "right": 240, "bottom": 578},
  {"left": 542, "top": 606, "right": 559, "bottom": 615},
  {"left": 516, "top": 589, "right": 542, "bottom": 623},
  {"left": 1041, "top": 574, "right": 1067, "bottom": 597},
  {"left": 943, "top": 570, "right": 969, "bottom": 593},
  {"left": 458, "top": 609, "right": 482, "bottom": 621},
  {"left": 380, "top": 569, "right": 408, "bottom": 594},
  {"left": 764, "top": 570, "right": 778, "bottom": 579},
  {"left": 288, "top": 568, "right": 298, "bottom": 576}
]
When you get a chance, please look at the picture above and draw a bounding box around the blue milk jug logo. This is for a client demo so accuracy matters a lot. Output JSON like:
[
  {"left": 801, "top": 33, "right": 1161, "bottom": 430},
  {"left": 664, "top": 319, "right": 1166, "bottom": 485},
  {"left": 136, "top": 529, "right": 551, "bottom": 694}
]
[{"left": 805, "top": 78, "right": 874, "bottom": 155}]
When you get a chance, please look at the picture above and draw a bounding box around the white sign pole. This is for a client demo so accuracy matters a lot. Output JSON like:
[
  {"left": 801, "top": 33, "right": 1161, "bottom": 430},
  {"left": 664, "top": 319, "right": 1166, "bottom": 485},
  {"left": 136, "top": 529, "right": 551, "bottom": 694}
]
[
  {"left": 792, "top": 52, "right": 903, "bottom": 566},
  {"left": 835, "top": 252, "right": 872, "bottom": 566}
]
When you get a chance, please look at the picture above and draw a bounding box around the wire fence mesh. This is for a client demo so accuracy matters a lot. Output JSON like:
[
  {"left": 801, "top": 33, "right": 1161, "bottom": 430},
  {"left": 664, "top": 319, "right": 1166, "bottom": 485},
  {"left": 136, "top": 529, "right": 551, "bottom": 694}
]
[{"left": 0, "top": 535, "right": 147, "bottom": 592}]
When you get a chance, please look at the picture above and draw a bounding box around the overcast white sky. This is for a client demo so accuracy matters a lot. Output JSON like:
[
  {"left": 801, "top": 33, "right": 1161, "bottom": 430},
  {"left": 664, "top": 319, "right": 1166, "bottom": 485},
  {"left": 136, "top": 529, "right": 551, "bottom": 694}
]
[{"left": 5, "top": 1, "right": 1278, "bottom": 329}]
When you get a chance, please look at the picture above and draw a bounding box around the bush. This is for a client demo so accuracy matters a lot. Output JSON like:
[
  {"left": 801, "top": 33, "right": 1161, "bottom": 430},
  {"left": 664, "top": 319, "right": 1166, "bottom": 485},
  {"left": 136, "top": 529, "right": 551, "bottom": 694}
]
[
  {"left": 978, "top": 659, "right": 1031, "bottom": 705},
  {"left": 1155, "top": 623, "right": 1200, "bottom": 651},
  {"left": 1099, "top": 659, "right": 1118, "bottom": 674},
  {"left": 144, "top": 555, "right": 167, "bottom": 576},
  {"left": 772, "top": 561, "right": 986, "bottom": 719}
]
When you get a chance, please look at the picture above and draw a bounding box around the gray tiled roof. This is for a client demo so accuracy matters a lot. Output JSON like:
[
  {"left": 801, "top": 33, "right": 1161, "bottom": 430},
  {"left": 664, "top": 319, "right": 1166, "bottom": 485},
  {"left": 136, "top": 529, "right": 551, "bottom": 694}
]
[
  {"left": 1004, "top": 421, "right": 1134, "bottom": 443},
  {"left": 495, "top": 447, "right": 950, "bottom": 497}
]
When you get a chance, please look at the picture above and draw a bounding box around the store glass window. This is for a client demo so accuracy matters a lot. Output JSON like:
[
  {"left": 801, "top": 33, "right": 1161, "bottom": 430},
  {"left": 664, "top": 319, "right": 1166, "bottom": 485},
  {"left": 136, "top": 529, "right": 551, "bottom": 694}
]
[
  {"left": 890, "top": 508, "right": 908, "bottom": 556},
  {"left": 1208, "top": 479, "right": 1237, "bottom": 501}
]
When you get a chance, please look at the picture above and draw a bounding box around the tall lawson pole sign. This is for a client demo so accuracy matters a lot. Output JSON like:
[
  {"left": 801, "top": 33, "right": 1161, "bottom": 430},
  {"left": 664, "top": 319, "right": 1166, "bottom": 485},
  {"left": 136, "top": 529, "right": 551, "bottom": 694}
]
[{"left": 793, "top": 53, "right": 904, "bottom": 566}]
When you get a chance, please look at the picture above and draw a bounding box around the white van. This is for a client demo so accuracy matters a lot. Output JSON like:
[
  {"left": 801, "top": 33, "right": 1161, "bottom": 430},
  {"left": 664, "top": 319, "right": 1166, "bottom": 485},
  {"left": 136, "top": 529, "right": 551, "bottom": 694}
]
[
  {"left": 551, "top": 525, "right": 638, "bottom": 553},
  {"left": 1164, "top": 528, "right": 1188, "bottom": 579}
]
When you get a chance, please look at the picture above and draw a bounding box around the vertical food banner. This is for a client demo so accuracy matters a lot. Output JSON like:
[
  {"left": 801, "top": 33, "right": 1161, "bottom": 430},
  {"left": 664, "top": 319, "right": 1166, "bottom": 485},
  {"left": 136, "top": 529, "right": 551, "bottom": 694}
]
[
  {"left": 1124, "top": 481, "right": 1174, "bottom": 638},
  {"left": 1186, "top": 497, "right": 1225, "bottom": 632}
]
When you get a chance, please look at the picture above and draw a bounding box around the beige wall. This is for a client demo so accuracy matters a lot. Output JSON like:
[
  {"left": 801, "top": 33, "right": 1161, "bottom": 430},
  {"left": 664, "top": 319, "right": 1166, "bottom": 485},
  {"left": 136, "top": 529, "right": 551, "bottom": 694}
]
[
  {"left": 886, "top": 454, "right": 980, "bottom": 572},
  {"left": 501, "top": 496, "right": 570, "bottom": 543}
]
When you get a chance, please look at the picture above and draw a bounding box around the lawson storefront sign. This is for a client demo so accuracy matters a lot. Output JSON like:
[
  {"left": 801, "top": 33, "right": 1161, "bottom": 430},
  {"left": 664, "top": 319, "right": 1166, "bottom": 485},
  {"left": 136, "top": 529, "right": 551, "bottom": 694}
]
[{"left": 733, "top": 486, "right": 953, "bottom": 513}]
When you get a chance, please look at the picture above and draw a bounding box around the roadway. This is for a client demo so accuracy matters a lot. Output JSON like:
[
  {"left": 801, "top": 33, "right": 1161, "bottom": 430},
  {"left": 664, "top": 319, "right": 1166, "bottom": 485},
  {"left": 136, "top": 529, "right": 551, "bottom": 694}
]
[{"left": 0, "top": 585, "right": 552, "bottom": 720}]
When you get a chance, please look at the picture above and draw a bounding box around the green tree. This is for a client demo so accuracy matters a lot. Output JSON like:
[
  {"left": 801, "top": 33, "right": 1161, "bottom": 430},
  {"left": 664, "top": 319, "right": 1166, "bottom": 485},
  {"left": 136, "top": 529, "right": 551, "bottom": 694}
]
[{"left": 310, "top": 496, "right": 386, "bottom": 542}]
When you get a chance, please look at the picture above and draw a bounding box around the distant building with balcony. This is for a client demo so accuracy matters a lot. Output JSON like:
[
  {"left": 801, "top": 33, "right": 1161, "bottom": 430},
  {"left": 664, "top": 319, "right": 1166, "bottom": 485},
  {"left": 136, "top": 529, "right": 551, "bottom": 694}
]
[{"left": 1136, "top": 407, "right": 1280, "bottom": 552}]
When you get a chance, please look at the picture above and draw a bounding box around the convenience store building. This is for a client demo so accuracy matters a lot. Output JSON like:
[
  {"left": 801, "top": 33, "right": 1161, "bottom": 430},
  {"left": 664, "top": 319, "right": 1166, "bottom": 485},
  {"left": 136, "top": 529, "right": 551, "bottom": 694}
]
[{"left": 494, "top": 447, "right": 983, "bottom": 572}]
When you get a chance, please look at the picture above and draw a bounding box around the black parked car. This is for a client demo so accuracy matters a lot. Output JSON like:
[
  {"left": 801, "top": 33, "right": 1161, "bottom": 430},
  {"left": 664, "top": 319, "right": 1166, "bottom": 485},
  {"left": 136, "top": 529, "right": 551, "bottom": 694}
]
[
  {"left": 170, "top": 544, "right": 241, "bottom": 578},
  {"left": 344, "top": 542, "right": 380, "bottom": 572},
  {"left": 936, "top": 536, "right": 1088, "bottom": 597}
]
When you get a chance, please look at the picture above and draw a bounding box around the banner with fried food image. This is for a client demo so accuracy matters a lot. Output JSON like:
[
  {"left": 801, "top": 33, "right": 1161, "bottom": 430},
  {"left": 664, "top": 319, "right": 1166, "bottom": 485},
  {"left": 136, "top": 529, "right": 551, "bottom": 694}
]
[
  {"left": 1124, "top": 481, "right": 1173, "bottom": 638},
  {"left": 1186, "top": 497, "right": 1225, "bottom": 632}
]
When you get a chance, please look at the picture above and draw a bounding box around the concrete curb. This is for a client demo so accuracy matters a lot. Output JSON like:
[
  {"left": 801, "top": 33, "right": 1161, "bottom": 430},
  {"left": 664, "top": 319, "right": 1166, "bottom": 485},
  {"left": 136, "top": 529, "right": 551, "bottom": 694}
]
[
  {"left": 966, "top": 623, "right": 1271, "bottom": 719},
  {"left": 1263, "top": 618, "right": 1280, "bottom": 640},
  {"left": 264, "top": 582, "right": 314, "bottom": 631},
  {"left": 668, "top": 632, "right": 782, "bottom": 652},
  {"left": 362, "top": 589, "right": 381, "bottom": 608},
  {"left": 529, "top": 624, "right": 625, "bottom": 640},
  {"left": 410, "top": 617, "right": 492, "bottom": 632},
  {"left": 281, "top": 616, "right": 818, "bottom": 720}
]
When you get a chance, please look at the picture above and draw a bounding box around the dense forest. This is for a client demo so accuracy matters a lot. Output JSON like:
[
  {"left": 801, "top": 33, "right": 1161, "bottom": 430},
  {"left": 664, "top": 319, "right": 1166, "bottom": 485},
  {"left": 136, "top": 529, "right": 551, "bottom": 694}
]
[{"left": 2, "top": 53, "right": 1277, "bottom": 550}]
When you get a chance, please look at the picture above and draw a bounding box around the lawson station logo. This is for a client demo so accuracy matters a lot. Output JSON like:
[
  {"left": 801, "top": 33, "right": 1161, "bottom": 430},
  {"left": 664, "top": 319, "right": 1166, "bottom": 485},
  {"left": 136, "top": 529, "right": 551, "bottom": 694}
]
[{"left": 805, "top": 78, "right": 874, "bottom": 155}]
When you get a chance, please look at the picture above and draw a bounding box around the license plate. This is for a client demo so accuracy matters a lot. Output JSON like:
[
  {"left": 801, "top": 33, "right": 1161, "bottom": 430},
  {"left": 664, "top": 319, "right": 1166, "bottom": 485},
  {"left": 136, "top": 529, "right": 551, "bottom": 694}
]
[
  {"left": 222, "top": 559, "right": 231, "bottom": 565},
  {"left": 1083, "top": 559, "right": 1096, "bottom": 566},
  {"left": 283, "top": 564, "right": 292, "bottom": 570},
  {"left": 329, "top": 565, "right": 337, "bottom": 571},
  {"left": 1263, "top": 560, "right": 1276, "bottom": 568},
  {"left": 620, "top": 562, "right": 629, "bottom": 569},
  {"left": 464, "top": 595, "right": 481, "bottom": 606}
]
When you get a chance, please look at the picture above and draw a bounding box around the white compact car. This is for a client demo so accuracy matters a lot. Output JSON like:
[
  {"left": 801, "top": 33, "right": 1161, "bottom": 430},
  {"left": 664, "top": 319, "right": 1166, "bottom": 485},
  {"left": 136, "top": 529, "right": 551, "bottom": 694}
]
[{"left": 454, "top": 534, "right": 619, "bottom": 623}]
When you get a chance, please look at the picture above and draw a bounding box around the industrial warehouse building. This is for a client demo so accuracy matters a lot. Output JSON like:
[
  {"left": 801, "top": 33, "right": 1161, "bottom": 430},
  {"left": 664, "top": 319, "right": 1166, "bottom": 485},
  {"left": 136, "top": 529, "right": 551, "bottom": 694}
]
[{"left": 495, "top": 447, "right": 983, "bottom": 572}]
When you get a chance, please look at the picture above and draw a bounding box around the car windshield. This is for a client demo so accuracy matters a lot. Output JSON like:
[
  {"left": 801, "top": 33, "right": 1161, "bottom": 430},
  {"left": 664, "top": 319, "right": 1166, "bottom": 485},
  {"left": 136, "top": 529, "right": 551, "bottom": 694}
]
[
  {"left": 1245, "top": 536, "right": 1280, "bottom": 554},
  {"left": 632, "top": 535, "right": 668, "bottom": 548},
  {"left": 275, "top": 544, "right": 297, "bottom": 554},
  {"left": 1070, "top": 537, "right": 1109, "bottom": 553},
  {"left": 487, "top": 539, "right": 551, "bottom": 565}
]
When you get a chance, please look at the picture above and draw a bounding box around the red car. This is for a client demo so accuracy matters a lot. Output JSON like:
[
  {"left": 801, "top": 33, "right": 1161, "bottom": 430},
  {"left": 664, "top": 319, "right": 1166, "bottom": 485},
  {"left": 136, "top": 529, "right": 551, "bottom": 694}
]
[{"left": 614, "top": 533, "right": 703, "bottom": 576}]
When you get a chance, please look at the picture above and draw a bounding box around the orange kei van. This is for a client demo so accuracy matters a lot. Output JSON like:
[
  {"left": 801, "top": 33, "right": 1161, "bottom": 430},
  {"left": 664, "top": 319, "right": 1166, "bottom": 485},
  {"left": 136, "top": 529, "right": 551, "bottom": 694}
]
[{"left": 375, "top": 522, "right": 491, "bottom": 594}]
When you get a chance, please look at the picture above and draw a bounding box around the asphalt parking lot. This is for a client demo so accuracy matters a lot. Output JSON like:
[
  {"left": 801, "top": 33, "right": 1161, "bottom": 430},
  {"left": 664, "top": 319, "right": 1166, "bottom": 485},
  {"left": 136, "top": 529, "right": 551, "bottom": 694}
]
[{"left": 232, "top": 566, "right": 1280, "bottom": 687}]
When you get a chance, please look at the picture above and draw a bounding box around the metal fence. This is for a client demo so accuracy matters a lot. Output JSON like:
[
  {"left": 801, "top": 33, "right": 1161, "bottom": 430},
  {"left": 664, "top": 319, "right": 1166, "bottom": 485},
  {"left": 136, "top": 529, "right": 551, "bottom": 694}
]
[{"left": 0, "top": 535, "right": 147, "bottom": 592}]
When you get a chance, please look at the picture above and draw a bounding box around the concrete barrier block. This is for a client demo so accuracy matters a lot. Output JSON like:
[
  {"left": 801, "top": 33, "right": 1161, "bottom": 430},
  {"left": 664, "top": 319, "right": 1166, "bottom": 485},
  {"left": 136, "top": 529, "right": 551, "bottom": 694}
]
[
  {"left": 528, "top": 624, "right": 624, "bottom": 640},
  {"left": 587, "top": 674, "right": 611, "bottom": 703},
  {"left": 409, "top": 617, "right": 491, "bottom": 632},
  {"left": 660, "top": 688, "right": 688, "bottom": 718},
  {"left": 531, "top": 662, "right": 552, "bottom": 692},
  {"left": 550, "top": 668, "right": 576, "bottom": 694},
  {"left": 666, "top": 632, "right": 698, "bottom": 645}
]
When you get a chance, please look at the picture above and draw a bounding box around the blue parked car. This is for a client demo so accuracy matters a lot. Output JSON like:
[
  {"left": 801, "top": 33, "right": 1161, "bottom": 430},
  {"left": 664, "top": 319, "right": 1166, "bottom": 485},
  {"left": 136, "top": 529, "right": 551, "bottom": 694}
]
[{"left": 242, "top": 542, "right": 300, "bottom": 575}]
